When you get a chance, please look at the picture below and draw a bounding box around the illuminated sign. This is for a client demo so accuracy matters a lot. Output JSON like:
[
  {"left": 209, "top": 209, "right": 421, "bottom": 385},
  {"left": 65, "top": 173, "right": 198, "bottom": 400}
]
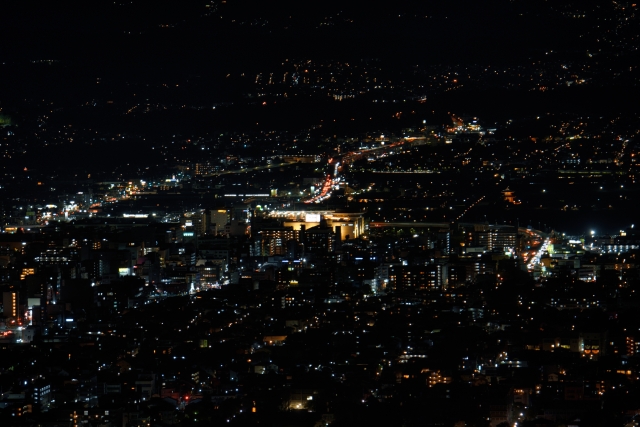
[{"left": 305, "top": 214, "right": 321, "bottom": 223}]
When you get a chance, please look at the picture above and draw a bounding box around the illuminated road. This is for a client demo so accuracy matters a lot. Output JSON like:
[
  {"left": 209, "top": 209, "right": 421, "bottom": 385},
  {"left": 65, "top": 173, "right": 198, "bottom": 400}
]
[
  {"left": 527, "top": 234, "right": 550, "bottom": 271},
  {"left": 303, "top": 141, "right": 406, "bottom": 204},
  {"left": 304, "top": 174, "right": 333, "bottom": 204},
  {"left": 200, "top": 162, "right": 294, "bottom": 177}
]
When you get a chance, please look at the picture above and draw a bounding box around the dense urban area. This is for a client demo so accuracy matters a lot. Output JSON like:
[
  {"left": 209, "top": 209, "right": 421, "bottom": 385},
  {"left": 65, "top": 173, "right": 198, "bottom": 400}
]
[{"left": 1, "top": 1, "right": 640, "bottom": 426}]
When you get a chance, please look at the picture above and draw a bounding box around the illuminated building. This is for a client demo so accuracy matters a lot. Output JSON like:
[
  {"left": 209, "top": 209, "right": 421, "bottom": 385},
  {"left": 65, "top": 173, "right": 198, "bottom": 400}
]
[
  {"left": 393, "top": 265, "right": 439, "bottom": 291},
  {"left": 195, "top": 259, "right": 224, "bottom": 287},
  {"left": 194, "top": 161, "right": 220, "bottom": 176},
  {"left": 20, "top": 267, "right": 36, "bottom": 280},
  {"left": 183, "top": 211, "right": 208, "bottom": 236},
  {"left": 269, "top": 209, "right": 365, "bottom": 240},
  {"left": 626, "top": 336, "right": 638, "bottom": 355},
  {"left": 422, "top": 369, "right": 452, "bottom": 387},
  {"left": 463, "top": 224, "right": 517, "bottom": 252},
  {"left": 259, "top": 227, "right": 300, "bottom": 256},
  {"left": 437, "top": 229, "right": 451, "bottom": 254},
  {"left": 476, "top": 230, "right": 517, "bottom": 252},
  {"left": 3, "top": 290, "right": 19, "bottom": 320},
  {"left": 304, "top": 224, "right": 336, "bottom": 254},
  {"left": 286, "top": 389, "right": 317, "bottom": 410},
  {"left": 502, "top": 187, "right": 515, "bottom": 203},
  {"left": 32, "top": 383, "right": 51, "bottom": 407}
]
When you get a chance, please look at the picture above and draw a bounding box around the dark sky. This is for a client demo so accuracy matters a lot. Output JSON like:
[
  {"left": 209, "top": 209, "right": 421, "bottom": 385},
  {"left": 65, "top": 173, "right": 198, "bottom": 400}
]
[
  {"left": 0, "top": 1, "right": 597, "bottom": 64},
  {"left": 0, "top": 1, "right": 634, "bottom": 119}
]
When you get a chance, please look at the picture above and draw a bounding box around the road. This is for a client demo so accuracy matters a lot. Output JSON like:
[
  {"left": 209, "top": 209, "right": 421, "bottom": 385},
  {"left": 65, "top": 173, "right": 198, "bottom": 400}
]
[
  {"left": 303, "top": 140, "right": 406, "bottom": 204},
  {"left": 200, "top": 162, "right": 295, "bottom": 177}
]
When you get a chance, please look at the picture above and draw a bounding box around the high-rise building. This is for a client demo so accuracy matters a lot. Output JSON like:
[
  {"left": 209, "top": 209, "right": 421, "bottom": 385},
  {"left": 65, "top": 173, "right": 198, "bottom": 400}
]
[
  {"left": 463, "top": 224, "right": 517, "bottom": 252},
  {"left": 475, "top": 229, "right": 516, "bottom": 252},
  {"left": 209, "top": 209, "right": 229, "bottom": 235},
  {"left": 183, "top": 211, "right": 208, "bottom": 236},
  {"left": 304, "top": 225, "right": 335, "bottom": 254},
  {"left": 3, "top": 290, "right": 19, "bottom": 320},
  {"left": 437, "top": 229, "right": 451, "bottom": 254},
  {"left": 259, "top": 227, "right": 300, "bottom": 256},
  {"left": 392, "top": 265, "right": 439, "bottom": 292}
]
